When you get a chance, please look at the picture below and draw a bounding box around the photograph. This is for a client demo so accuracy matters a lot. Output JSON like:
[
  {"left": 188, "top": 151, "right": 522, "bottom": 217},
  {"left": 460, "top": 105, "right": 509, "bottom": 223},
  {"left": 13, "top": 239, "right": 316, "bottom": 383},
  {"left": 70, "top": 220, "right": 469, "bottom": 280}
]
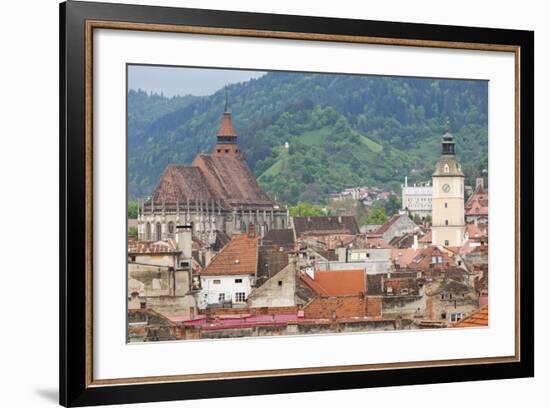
[{"left": 126, "top": 65, "right": 489, "bottom": 342}]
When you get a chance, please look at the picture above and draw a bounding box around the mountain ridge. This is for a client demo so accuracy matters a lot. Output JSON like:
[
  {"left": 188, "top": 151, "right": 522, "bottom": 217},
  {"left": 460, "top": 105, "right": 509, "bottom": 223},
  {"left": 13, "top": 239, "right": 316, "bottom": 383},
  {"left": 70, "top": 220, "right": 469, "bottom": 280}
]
[{"left": 128, "top": 72, "right": 488, "bottom": 204}]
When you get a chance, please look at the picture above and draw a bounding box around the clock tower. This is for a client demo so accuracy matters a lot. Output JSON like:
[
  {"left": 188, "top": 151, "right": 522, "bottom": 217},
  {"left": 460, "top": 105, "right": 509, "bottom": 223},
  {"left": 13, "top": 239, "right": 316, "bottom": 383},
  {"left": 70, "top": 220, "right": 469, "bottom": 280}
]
[{"left": 431, "top": 131, "right": 465, "bottom": 247}]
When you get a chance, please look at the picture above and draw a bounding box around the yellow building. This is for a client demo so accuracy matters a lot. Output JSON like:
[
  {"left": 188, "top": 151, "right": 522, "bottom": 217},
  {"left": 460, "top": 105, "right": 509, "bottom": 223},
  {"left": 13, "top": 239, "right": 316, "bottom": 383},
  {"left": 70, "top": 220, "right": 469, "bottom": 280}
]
[{"left": 431, "top": 132, "right": 465, "bottom": 247}]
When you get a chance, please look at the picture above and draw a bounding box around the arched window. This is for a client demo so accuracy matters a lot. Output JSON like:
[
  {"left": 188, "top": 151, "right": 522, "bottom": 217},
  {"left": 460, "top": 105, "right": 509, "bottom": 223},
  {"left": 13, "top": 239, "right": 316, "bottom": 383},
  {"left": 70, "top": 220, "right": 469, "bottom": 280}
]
[
  {"left": 444, "top": 164, "right": 450, "bottom": 174},
  {"left": 444, "top": 202, "right": 448, "bottom": 208},
  {"left": 146, "top": 222, "right": 151, "bottom": 240},
  {"left": 445, "top": 219, "right": 449, "bottom": 226},
  {"left": 167, "top": 221, "right": 175, "bottom": 237},
  {"left": 156, "top": 222, "right": 162, "bottom": 241}
]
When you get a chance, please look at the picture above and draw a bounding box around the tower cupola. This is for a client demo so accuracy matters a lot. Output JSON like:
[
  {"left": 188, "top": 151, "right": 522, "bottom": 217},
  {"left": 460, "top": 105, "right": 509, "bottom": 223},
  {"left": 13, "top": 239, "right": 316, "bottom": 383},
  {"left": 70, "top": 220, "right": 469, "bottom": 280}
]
[{"left": 441, "top": 132, "right": 456, "bottom": 155}]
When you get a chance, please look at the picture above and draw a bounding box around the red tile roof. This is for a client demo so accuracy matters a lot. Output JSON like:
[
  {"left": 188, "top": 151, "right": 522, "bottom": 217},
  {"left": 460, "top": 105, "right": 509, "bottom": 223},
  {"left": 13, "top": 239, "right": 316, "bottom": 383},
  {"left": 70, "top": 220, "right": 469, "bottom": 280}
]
[
  {"left": 453, "top": 305, "right": 488, "bottom": 327},
  {"left": 391, "top": 248, "right": 418, "bottom": 268},
  {"left": 128, "top": 240, "right": 179, "bottom": 255},
  {"left": 193, "top": 154, "right": 275, "bottom": 206},
  {"left": 301, "top": 269, "right": 366, "bottom": 296},
  {"left": 419, "top": 229, "right": 432, "bottom": 243},
  {"left": 217, "top": 112, "right": 238, "bottom": 137},
  {"left": 200, "top": 233, "right": 258, "bottom": 276},
  {"left": 465, "top": 185, "right": 489, "bottom": 216}
]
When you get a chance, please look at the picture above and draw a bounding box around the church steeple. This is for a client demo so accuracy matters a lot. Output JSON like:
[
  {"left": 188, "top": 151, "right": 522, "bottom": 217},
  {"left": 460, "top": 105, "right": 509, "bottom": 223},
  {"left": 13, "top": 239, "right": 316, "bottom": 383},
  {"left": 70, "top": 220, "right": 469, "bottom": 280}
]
[
  {"left": 441, "top": 132, "right": 455, "bottom": 156},
  {"left": 213, "top": 93, "right": 241, "bottom": 157}
]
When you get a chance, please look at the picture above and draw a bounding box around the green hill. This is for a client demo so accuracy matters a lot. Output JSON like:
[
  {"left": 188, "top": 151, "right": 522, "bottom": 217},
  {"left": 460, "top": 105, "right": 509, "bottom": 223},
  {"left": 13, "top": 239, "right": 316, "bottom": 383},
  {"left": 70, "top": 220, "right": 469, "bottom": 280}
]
[{"left": 127, "top": 72, "right": 488, "bottom": 204}]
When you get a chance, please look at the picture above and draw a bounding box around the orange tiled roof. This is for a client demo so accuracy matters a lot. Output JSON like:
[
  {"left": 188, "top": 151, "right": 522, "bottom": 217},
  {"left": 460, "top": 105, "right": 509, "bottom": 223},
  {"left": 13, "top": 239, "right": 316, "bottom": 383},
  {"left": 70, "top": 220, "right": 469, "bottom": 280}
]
[
  {"left": 466, "top": 200, "right": 488, "bottom": 216},
  {"left": 200, "top": 233, "right": 258, "bottom": 276},
  {"left": 217, "top": 112, "right": 237, "bottom": 137},
  {"left": 419, "top": 230, "right": 432, "bottom": 243},
  {"left": 391, "top": 248, "right": 418, "bottom": 268},
  {"left": 303, "top": 269, "right": 366, "bottom": 296},
  {"left": 128, "top": 240, "right": 179, "bottom": 255},
  {"left": 453, "top": 305, "right": 488, "bottom": 327}
]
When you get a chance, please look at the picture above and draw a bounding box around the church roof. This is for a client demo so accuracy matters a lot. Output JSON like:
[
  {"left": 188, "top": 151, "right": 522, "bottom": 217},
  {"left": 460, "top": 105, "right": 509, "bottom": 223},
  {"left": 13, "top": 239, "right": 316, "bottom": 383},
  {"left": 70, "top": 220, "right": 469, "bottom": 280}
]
[
  {"left": 193, "top": 154, "right": 275, "bottom": 206},
  {"left": 150, "top": 165, "right": 218, "bottom": 203},
  {"left": 217, "top": 112, "right": 238, "bottom": 137},
  {"left": 149, "top": 154, "right": 276, "bottom": 208}
]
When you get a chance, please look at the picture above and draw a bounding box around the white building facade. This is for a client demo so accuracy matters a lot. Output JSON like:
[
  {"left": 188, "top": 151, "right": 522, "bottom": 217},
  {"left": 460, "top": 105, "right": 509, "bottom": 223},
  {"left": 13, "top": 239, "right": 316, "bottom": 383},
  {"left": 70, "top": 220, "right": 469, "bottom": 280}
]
[
  {"left": 197, "top": 274, "right": 254, "bottom": 309},
  {"left": 401, "top": 176, "right": 433, "bottom": 218}
]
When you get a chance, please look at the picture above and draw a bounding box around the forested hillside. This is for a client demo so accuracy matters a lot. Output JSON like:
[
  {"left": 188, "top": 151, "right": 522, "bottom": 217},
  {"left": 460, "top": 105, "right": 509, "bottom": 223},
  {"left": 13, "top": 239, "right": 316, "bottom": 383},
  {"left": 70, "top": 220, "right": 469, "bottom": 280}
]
[{"left": 128, "top": 72, "right": 488, "bottom": 204}]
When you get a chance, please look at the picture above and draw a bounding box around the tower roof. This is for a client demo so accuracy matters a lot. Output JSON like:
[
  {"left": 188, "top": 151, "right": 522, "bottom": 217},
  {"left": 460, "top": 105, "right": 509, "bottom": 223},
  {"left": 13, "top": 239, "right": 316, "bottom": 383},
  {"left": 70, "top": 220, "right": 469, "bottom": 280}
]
[
  {"left": 434, "top": 130, "right": 463, "bottom": 176},
  {"left": 433, "top": 156, "right": 464, "bottom": 177},
  {"left": 217, "top": 94, "right": 237, "bottom": 137},
  {"left": 217, "top": 112, "right": 238, "bottom": 137}
]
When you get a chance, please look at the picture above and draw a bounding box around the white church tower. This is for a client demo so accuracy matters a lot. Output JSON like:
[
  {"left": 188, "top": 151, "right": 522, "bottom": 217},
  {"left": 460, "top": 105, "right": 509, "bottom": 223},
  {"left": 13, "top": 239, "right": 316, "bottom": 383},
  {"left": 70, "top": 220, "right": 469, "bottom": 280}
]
[{"left": 431, "top": 131, "right": 465, "bottom": 247}]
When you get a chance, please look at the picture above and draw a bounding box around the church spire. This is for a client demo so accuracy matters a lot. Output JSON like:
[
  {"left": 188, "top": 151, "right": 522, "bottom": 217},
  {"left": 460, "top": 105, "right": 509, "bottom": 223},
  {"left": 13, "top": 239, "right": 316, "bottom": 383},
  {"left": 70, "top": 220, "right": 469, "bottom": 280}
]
[
  {"left": 224, "top": 90, "right": 230, "bottom": 113},
  {"left": 213, "top": 94, "right": 241, "bottom": 157}
]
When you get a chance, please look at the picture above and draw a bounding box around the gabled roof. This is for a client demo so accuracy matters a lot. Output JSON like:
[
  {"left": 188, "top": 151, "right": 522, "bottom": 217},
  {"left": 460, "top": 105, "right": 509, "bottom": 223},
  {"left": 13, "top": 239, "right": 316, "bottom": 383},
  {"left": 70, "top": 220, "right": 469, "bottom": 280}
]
[
  {"left": 453, "top": 305, "right": 488, "bottom": 327},
  {"left": 374, "top": 214, "right": 416, "bottom": 236},
  {"left": 391, "top": 248, "right": 418, "bottom": 268},
  {"left": 262, "top": 229, "right": 295, "bottom": 248},
  {"left": 200, "top": 233, "right": 258, "bottom": 276},
  {"left": 466, "top": 200, "right": 488, "bottom": 216},
  {"left": 128, "top": 239, "right": 179, "bottom": 255},
  {"left": 465, "top": 184, "right": 489, "bottom": 215},
  {"left": 150, "top": 156, "right": 276, "bottom": 208},
  {"left": 150, "top": 165, "right": 218, "bottom": 203},
  {"left": 293, "top": 216, "right": 359, "bottom": 237},
  {"left": 193, "top": 154, "right": 274, "bottom": 206},
  {"left": 389, "top": 232, "right": 416, "bottom": 248}
]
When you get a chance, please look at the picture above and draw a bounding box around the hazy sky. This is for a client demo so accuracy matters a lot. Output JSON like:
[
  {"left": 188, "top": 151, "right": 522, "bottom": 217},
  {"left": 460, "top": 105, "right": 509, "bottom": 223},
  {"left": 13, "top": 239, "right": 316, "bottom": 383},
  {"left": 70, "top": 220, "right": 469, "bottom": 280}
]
[{"left": 128, "top": 65, "right": 266, "bottom": 97}]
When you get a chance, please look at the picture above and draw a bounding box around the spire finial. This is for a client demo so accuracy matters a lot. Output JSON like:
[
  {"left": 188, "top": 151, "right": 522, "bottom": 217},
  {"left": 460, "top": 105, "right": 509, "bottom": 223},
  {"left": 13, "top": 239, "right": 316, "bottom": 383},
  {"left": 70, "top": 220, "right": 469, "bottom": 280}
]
[
  {"left": 444, "top": 118, "right": 451, "bottom": 133},
  {"left": 224, "top": 90, "right": 229, "bottom": 113}
]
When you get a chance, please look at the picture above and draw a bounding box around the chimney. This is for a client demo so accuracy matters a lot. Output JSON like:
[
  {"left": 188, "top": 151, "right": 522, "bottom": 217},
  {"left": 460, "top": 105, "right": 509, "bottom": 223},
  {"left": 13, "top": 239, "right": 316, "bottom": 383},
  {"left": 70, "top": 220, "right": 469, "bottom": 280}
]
[
  {"left": 176, "top": 224, "right": 193, "bottom": 259},
  {"left": 413, "top": 233, "right": 419, "bottom": 250},
  {"left": 405, "top": 176, "right": 408, "bottom": 188},
  {"left": 338, "top": 216, "right": 342, "bottom": 224}
]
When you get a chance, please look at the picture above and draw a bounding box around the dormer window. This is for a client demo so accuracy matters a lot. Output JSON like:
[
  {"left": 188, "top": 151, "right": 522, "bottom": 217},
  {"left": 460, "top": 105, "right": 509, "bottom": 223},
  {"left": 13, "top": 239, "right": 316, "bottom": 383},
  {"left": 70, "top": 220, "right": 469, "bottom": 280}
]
[{"left": 444, "top": 164, "right": 450, "bottom": 174}]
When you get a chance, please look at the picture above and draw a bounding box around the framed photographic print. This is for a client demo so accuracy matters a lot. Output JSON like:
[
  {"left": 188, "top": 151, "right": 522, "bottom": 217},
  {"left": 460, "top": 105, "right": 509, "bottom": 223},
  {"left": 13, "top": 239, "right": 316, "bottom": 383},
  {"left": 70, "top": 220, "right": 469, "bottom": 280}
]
[{"left": 60, "top": 0, "right": 534, "bottom": 406}]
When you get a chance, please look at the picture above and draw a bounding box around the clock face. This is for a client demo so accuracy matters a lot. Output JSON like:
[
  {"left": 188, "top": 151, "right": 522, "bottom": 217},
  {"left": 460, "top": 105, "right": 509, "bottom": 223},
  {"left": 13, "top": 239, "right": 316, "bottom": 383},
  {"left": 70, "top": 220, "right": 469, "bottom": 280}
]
[{"left": 442, "top": 183, "right": 451, "bottom": 193}]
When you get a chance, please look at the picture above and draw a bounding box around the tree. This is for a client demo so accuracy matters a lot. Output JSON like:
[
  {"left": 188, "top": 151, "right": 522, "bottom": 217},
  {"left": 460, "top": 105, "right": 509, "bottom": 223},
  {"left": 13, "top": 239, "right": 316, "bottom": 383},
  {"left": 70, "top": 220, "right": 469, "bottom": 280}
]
[
  {"left": 128, "top": 226, "right": 138, "bottom": 239},
  {"left": 128, "top": 200, "right": 138, "bottom": 219},
  {"left": 383, "top": 194, "right": 401, "bottom": 215},
  {"left": 289, "top": 202, "right": 325, "bottom": 217},
  {"left": 361, "top": 205, "right": 388, "bottom": 225}
]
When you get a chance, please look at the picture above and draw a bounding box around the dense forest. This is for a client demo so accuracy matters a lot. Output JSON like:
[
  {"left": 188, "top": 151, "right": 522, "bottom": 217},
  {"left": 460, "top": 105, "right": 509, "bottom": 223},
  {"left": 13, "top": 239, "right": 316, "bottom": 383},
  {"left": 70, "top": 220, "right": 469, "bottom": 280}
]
[{"left": 128, "top": 72, "right": 488, "bottom": 205}]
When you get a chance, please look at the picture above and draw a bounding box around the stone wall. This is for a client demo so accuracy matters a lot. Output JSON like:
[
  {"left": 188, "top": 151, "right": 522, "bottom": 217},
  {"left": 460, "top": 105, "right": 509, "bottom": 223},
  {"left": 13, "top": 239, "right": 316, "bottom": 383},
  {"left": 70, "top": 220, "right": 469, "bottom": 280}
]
[
  {"left": 382, "top": 295, "right": 426, "bottom": 319},
  {"left": 248, "top": 263, "right": 297, "bottom": 308}
]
